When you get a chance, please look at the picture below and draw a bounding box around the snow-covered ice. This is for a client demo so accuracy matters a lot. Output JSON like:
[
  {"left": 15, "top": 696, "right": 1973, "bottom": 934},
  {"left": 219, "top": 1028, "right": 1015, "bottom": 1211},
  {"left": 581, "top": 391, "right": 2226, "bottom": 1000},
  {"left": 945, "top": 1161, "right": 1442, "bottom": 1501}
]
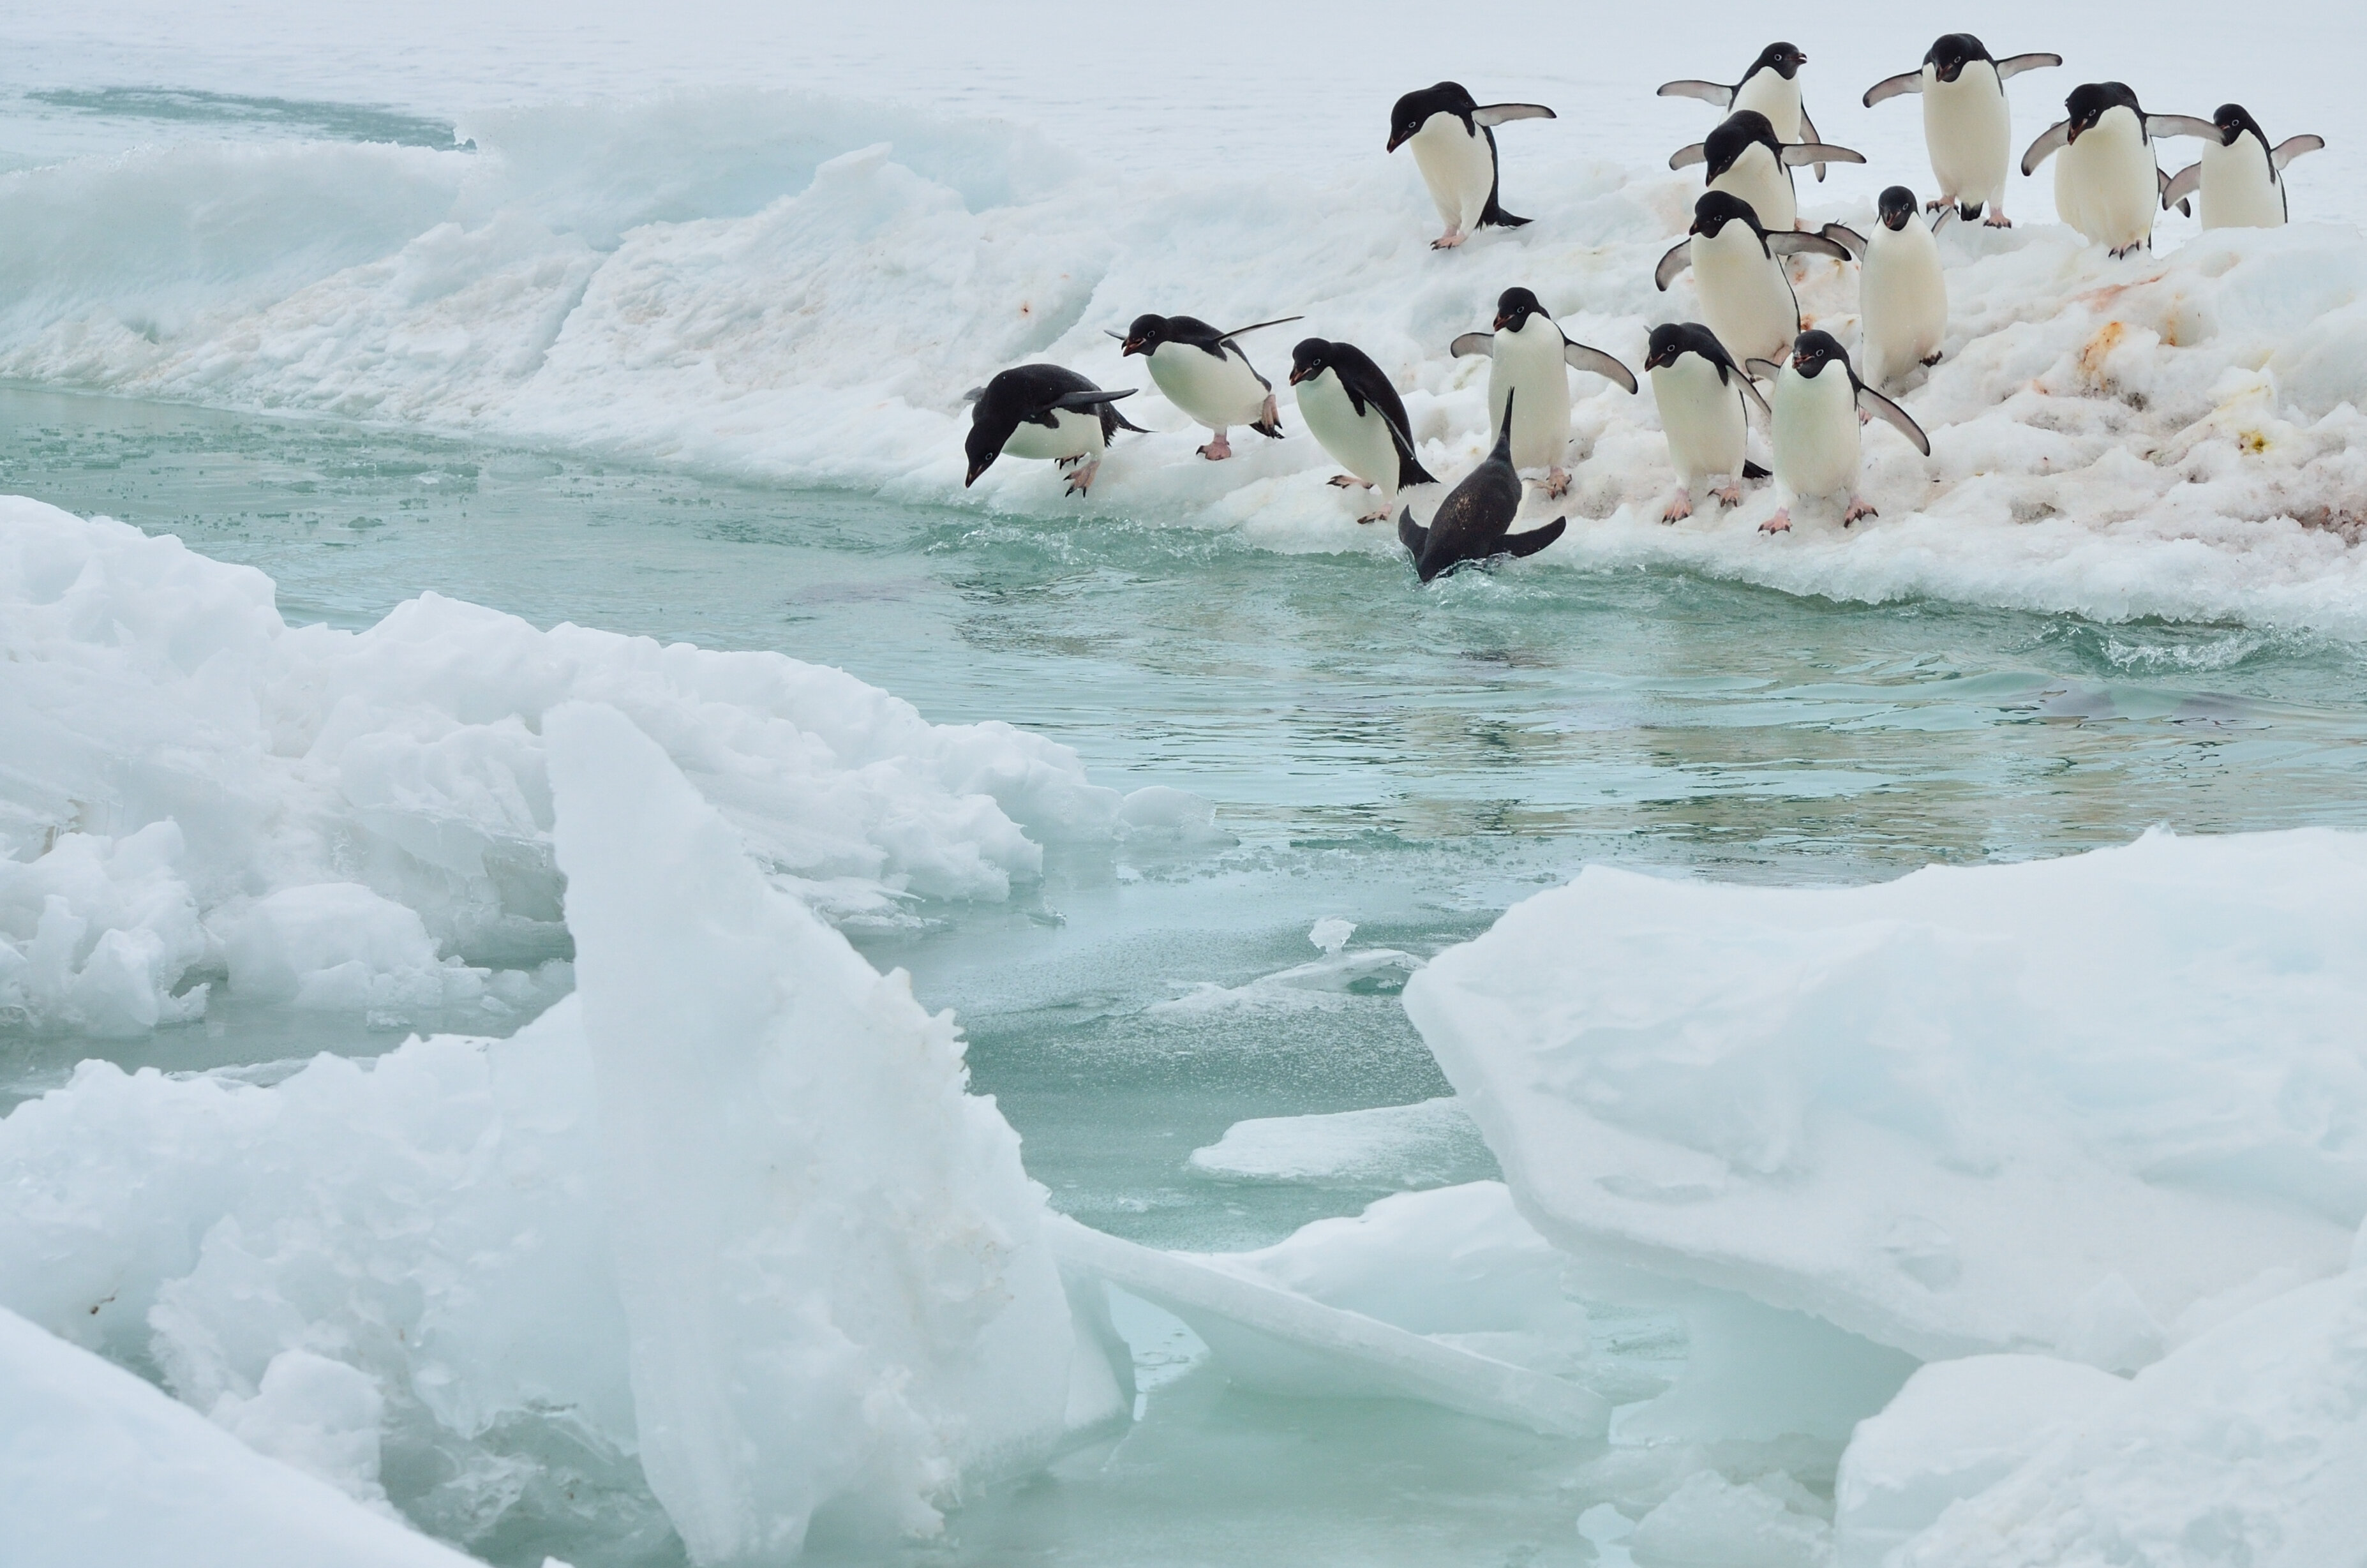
[{"left": 1186, "top": 1096, "right": 1486, "bottom": 1188}]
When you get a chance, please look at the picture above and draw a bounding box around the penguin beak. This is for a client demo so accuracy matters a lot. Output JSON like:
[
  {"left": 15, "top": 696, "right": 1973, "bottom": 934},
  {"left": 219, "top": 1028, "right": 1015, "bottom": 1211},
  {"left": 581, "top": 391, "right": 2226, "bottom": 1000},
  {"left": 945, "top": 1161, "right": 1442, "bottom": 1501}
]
[
  {"left": 1645, "top": 349, "right": 1673, "bottom": 371},
  {"left": 1120, "top": 338, "right": 1146, "bottom": 357},
  {"left": 1493, "top": 313, "right": 1511, "bottom": 331},
  {"left": 2066, "top": 119, "right": 2087, "bottom": 144},
  {"left": 1288, "top": 364, "right": 1311, "bottom": 385},
  {"left": 1791, "top": 352, "right": 1811, "bottom": 372},
  {"left": 965, "top": 457, "right": 990, "bottom": 486},
  {"left": 1386, "top": 128, "right": 1410, "bottom": 153}
]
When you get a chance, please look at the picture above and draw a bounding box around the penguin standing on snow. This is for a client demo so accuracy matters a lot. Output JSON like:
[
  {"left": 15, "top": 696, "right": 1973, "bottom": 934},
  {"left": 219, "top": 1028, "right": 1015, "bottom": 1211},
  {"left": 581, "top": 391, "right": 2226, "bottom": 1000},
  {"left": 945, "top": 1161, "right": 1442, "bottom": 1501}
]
[
  {"left": 1643, "top": 322, "right": 1771, "bottom": 523},
  {"left": 1671, "top": 110, "right": 1864, "bottom": 232},
  {"left": 1862, "top": 34, "right": 2062, "bottom": 225},
  {"left": 1290, "top": 338, "right": 1437, "bottom": 523},
  {"left": 1660, "top": 43, "right": 1833, "bottom": 179},
  {"left": 1114, "top": 313, "right": 1301, "bottom": 459},
  {"left": 1385, "top": 82, "right": 1556, "bottom": 249},
  {"left": 1398, "top": 389, "right": 1565, "bottom": 582},
  {"left": 963, "top": 365, "right": 1148, "bottom": 495},
  {"left": 2162, "top": 105, "right": 2326, "bottom": 229},
  {"left": 1448, "top": 287, "right": 1638, "bottom": 499},
  {"left": 1655, "top": 191, "right": 1853, "bottom": 367},
  {"left": 1821, "top": 188, "right": 1948, "bottom": 389},
  {"left": 2021, "top": 84, "right": 2216, "bottom": 257},
  {"left": 1744, "top": 331, "right": 1930, "bottom": 534}
]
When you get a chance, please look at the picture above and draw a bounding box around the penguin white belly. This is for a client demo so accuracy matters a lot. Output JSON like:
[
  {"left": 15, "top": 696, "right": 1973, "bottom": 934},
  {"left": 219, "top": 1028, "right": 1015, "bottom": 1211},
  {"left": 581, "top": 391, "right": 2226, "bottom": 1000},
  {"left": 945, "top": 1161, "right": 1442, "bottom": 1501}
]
[
  {"left": 1710, "top": 144, "right": 1797, "bottom": 230},
  {"left": 1003, "top": 408, "right": 1104, "bottom": 464},
  {"left": 1772, "top": 369, "right": 1861, "bottom": 500},
  {"left": 1859, "top": 223, "right": 1948, "bottom": 387},
  {"left": 1651, "top": 356, "right": 1747, "bottom": 488},
  {"left": 1408, "top": 115, "right": 1495, "bottom": 235},
  {"left": 2199, "top": 137, "right": 2285, "bottom": 229},
  {"left": 1923, "top": 65, "right": 2010, "bottom": 211},
  {"left": 1296, "top": 370, "right": 1402, "bottom": 497},
  {"left": 1691, "top": 228, "right": 1799, "bottom": 366},
  {"left": 1488, "top": 318, "right": 1574, "bottom": 472},
  {"left": 2056, "top": 110, "right": 2157, "bottom": 250},
  {"left": 1147, "top": 343, "right": 1269, "bottom": 431},
  {"left": 1733, "top": 75, "right": 1803, "bottom": 143}
]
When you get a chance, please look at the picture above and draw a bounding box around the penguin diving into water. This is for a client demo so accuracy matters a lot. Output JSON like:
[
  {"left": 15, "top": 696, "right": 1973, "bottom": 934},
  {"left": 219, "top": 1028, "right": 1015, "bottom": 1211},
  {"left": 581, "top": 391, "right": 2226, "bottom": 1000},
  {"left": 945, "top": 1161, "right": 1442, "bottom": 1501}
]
[
  {"left": 1398, "top": 389, "right": 1566, "bottom": 583},
  {"left": 1290, "top": 338, "right": 1438, "bottom": 523},
  {"left": 1821, "top": 186, "right": 1949, "bottom": 389},
  {"left": 2022, "top": 83, "right": 2216, "bottom": 257},
  {"left": 1659, "top": 42, "right": 1834, "bottom": 180},
  {"left": 1862, "top": 34, "right": 2062, "bottom": 225},
  {"left": 1448, "top": 287, "right": 1638, "bottom": 500},
  {"left": 1655, "top": 191, "right": 1853, "bottom": 367},
  {"left": 1113, "top": 313, "right": 1303, "bottom": 459},
  {"left": 1671, "top": 110, "right": 1865, "bottom": 232},
  {"left": 1745, "top": 331, "right": 1930, "bottom": 534},
  {"left": 2162, "top": 105, "right": 2325, "bottom": 229},
  {"left": 963, "top": 364, "right": 1147, "bottom": 495},
  {"left": 1643, "top": 322, "right": 1771, "bottom": 523},
  {"left": 1386, "top": 82, "right": 1555, "bottom": 249}
]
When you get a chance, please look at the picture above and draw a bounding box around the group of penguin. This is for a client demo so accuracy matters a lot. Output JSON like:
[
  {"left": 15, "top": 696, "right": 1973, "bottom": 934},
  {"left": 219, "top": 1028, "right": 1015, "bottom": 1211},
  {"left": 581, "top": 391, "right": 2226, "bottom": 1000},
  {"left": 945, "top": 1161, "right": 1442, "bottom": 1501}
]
[{"left": 962, "top": 34, "right": 2326, "bottom": 581}]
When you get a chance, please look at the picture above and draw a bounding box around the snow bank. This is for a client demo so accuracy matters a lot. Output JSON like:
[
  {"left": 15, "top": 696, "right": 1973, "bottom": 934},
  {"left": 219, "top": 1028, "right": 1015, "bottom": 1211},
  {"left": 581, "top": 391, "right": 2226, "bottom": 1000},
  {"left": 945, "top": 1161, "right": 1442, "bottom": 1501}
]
[
  {"left": 0, "top": 1306, "right": 482, "bottom": 1568},
  {"left": 1406, "top": 828, "right": 2367, "bottom": 1366},
  {"left": 0, "top": 497, "right": 1117, "bottom": 1029},
  {"left": 5, "top": 92, "right": 2367, "bottom": 628}
]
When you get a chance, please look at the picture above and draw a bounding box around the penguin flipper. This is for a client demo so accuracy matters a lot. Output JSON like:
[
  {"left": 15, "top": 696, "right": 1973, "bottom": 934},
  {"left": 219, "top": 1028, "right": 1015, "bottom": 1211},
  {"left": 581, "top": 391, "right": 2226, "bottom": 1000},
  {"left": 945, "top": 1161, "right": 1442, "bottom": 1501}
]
[
  {"left": 1735, "top": 375, "right": 1772, "bottom": 422},
  {"left": 1782, "top": 142, "right": 1866, "bottom": 168},
  {"left": 1856, "top": 385, "right": 1932, "bottom": 456},
  {"left": 1744, "top": 358, "right": 1786, "bottom": 383},
  {"left": 1398, "top": 507, "right": 1430, "bottom": 561},
  {"left": 2145, "top": 114, "right": 2220, "bottom": 144},
  {"left": 2162, "top": 163, "right": 2202, "bottom": 212},
  {"left": 1800, "top": 107, "right": 1828, "bottom": 181},
  {"left": 1500, "top": 517, "right": 1567, "bottom": 560},
  {"left": 961, "top": 385, "right": 987, "bottom": 403},
  {"left": 1654, "top": 239, "right": 1693, "bottom": 292},
  {"left": 1768, "top": 231, "right": 1854, "bottom": 263},
  {"left": 2021, "top": 119, "right": 2071, "bottom": 175},
  {"left": 1994, "top": 53, "right": 2063, "bottom": 81},
  {"left": 1449, "top": 332, "right": 1497, "bottom": 358},
  {"left": 1563, "top": 342, "right": 1638, "bottom": 394},
  {"left": 2273, "top": 135, "right": 2327, "bottom": 170},
  {"left": 1862, "top": 70, "right": 1923, "bottom": 108},
  {"left": 1474, "top": 103, "right": 1555, "bottom": 126},
  {"left": 1220, "top": 315, "right": 1306, "bottom": 340},
  {"left": 1819, "top": 222, "right": 1868, "bottom": 258},
  {"left": 1669, "top": 142, "right": 1708, "bottom": 171},
  {"left": 1742, "top": 459, "right": 1772, "bottom": 480},
  {"left": 1047, "top": 387, "right": 1135, "bottom": 411},
  {"left": 1657, "top": 80, "right": 1735, "bottom": 108}
]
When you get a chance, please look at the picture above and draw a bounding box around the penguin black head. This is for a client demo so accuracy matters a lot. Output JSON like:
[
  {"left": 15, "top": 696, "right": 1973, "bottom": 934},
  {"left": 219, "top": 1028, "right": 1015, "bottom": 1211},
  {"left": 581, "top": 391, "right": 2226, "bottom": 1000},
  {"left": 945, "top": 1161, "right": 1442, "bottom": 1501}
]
[
  {"left": 1644, "top": 323, "right": 1697, "bottom": 372},
  {"left": 2065, "top": 82, "right": 2140, "bottom": 143},
  {"left": 1387, "top": 82, "right": 1476, "bottom": 152},
  {"left": 2213, "top": 103, "right": 2267, "bottom": 147},
  {"left": 964, "top": 378, "right": 1022, "bottom": 486},
  {"left": 1691, "top": 190, "right": 1765, "bottom": 239},
  {"left": 1925, "top": 34, "right": 1990, "bottom": 84},
  {"left": 1703, "top": 111, "right": 1782, "bottom": 181},
  {"left": 1748, "top": 43, "right": 1807, "bottom": 82},
  {"left": 1288, "top": 338, "right": 1335, "bottom": 385},
  {"left": 1493, "top": 287, "right": 1548, "bottom": 333},
  {"left": 1878, "top": 186, "right": 1920, "bottom": 230},
  {"left": 1119, "top": 313, "right": 1170, "bottom": 357},
  {"left": 1789, "top": 329, "right": 1849, "bottom": 379}
]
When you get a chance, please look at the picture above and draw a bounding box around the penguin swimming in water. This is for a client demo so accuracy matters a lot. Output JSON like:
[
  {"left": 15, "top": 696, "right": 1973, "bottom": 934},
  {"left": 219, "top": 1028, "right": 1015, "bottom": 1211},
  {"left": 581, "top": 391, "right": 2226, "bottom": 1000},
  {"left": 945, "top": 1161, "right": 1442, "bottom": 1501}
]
[
  {"left": 1386, "top": 82, "right": 1556, "bottom": 249},
  {"left": 1862, "top": 34, "right": 2062, "bottom": 225},
  {"left": 1655, "top": 191, "right": 1853, "bottom": 368},
  {"left": 2021, "top": 84, "right": 2215, "bottom": 257},
  {"left": 1659, "top": 43, "right": 1833, "bottom": 180},
  {"left": 1114, "top": 313, "right": 1301, "bottom": 459},
  {"left": 1821, "top": 187, "right": 1948, "bottom": 389},
  {"left": 963, "top": 364, "right": 1148, "bottom": 494},
  {"left": 1670, "top": 110, "right": 1864, "bottom": 232},
  {"left": 1643, "top": 322, "right": 1772, "bottom": 523},
  {"left": 2162, "top": 104, "right": 2325, "bottom": 229},
  {"left": 1398, "top": 389, "right": 1565, "bottom": 583},
  {"left": 1447, "top": 287, "right": 1638, "bottom": 499},
  {"left": 1290, "top": 338, "right": 1437, "bottom": 523},
  {"left": 1744, "top": 330, "right": 1930, "bottom": 534}
]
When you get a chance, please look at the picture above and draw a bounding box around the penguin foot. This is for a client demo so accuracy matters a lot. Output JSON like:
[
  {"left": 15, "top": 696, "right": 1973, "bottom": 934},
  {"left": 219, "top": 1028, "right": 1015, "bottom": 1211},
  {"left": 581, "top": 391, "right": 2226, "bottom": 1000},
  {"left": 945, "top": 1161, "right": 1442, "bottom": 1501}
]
[
  {"left": 1056, "top": 454, "right": 1083, "bottom": 470},
  {"left": 1926, "top": 197, "right": 1947, "bottom": 212},
  {"left": 1356, "top": 508, "right": 1391, "bottom": 524},
  {"left": 1921, "top": 352, "right": 1943, "bottom": 368},
  {"left": 1759, "top": 509, "right": 1792, "bottom": 535},
  {"left": 1064, "top": 460, "right": 1100, "bottom": 496},
  {"left": 2109, "top": 243, "right": 2141, "bottom": 260},
  {"left": 1543, "top": 467, "right": 1571, "bottom": 500},
  {"left": 1662, "top": 490, "right": 1693, "bottom": 524},
  {"left": 1328, "top": 474, "right": 1372, "bottom": 489},
  {"left": 1714, "top": 482, "right": 1743, "bottom": 508},
  {"left": 1431, "top": 230, "right": 1468, "bottom": 250},
  {"left": 1197, "top": 432, "right": 1234, "bottom": 461},
  {"left": 1842, "top": 497, "right": 1878, "bottom": 527},
  {"left": 1983, "top": 212, "right": 2013, "bottom": 229},
  {"left": 1252, "top": 395, "right": 1284, "bottom": 437}
]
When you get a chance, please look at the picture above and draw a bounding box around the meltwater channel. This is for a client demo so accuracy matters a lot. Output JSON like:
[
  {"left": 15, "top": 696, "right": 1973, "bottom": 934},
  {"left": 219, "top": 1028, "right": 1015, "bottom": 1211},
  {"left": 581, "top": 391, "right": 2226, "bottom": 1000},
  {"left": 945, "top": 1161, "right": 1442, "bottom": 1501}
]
[{"left": 6, "top": 381, "right": 2367, "bottom": 1567}]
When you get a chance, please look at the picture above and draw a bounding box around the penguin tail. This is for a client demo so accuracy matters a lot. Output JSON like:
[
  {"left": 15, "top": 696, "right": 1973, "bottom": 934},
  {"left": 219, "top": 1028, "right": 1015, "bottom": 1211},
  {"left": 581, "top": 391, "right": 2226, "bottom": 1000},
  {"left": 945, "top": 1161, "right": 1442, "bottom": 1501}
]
[
  {"left": 1481, "top": 204, "right": 1533, "bottom": 229},
  {"left": 1742, "top": 459, "right": 1772, "bottom": 481},
  {"left": 1501, "top": 517, "right": 1567, "bottom": 559},
  {"left": 1399, "top": 452, "right": 1438, "bottom": 488},
  {"left": 1959, "top": 202, "right": 1984, "bottom": 223},
  {"left": 1397, "top": 507, "right": 1430, "bottom": 562},
  {"left": 1107, "top": 408, "right": 1154, "bottom": 436}
]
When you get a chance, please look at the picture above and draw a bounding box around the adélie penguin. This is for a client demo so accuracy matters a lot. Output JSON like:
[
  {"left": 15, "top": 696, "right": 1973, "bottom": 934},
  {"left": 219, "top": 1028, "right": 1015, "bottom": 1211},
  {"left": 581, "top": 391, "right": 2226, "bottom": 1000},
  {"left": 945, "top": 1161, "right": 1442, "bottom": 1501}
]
[
  {"left": 1862, "top": 34, "right": 2062, "bottom": 225},
  {"left": 1643, "top": 322, "right": 1772, "bottom": 523},
  {"left": 1289, "top": 338, "right": 1437, "bottom": 523},
  {"left": 963, "top": 364, "right": 1149, "bottom": 495},
  {"left": 1386, "top": 82, "right": 1555, "bottom": 249},
  {"left": 1447, "top": 287, "right": 1638, "bottom": 498},
  {"left": 1670, "top": 110, "right": 1864, "bottom": 232},
  {"left": 2021, "top": 84, "right": 2216, "bottom": 257},
  {"left": 1655, "top": 191, "right": 1853, "bottom": 367},
  {"left": 1821, "top": 187, "right": 1948, "bottom": 389},
  {"left": 1659, "top": 42, "right": 1833, "bottom": 179},
  {"left": 1398, "top": 389, "right": 1565, "bottom": 583},
  {"left": 2162, "top": 105, "right": 2326, "bottom": 229},
  {"left": 1744, "top": 330, "right": 1931, "bottom": 534},
  {"left": 1114, "top": 313, "right": 1302, "bottom": 459}
]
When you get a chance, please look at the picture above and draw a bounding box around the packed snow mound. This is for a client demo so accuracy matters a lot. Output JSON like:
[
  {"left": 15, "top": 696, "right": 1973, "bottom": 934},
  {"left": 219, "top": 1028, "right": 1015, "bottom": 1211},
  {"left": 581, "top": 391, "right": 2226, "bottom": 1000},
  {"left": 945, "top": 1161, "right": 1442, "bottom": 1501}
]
[
  {"left": 0, "top": 498, "right": 1119, "bottom": 1029},
  {"left": 0, "top": 1306, "right": 484, "bottom": 1568},
  {"left": 1406, "top": 828, "right": 2367, "bottom": 1366},
  {"left": 4, "top": 93, "right": 2367, "bottom": 627},
  {"left": 1892, "top": 1269, "right": 2367, "bottom": 1568}
]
